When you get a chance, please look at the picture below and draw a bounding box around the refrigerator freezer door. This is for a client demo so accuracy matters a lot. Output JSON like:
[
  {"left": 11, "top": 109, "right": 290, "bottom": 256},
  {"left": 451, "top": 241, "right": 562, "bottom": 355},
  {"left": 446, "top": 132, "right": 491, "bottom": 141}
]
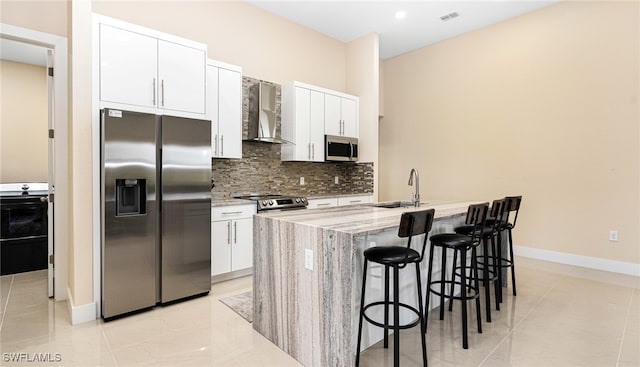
[
  {"left": 101, "top": 109, "right": 158, "bottom": 318},
  {"left": 161, "top": 116, "right": 212, "bottom": 303}
]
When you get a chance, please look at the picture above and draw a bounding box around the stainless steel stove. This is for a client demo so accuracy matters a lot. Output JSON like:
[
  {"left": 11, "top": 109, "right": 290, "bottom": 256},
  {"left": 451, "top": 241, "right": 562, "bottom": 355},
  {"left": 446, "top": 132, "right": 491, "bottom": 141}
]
[{"left": 234, "top": 194, "right": 308, "bottom": 212}]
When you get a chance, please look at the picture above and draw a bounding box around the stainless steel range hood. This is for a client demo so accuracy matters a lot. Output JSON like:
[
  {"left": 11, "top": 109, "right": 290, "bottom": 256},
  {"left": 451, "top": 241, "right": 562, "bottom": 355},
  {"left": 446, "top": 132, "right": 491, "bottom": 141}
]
[{"left": 247, "top": 82, "right": 290, "bottom": 144}]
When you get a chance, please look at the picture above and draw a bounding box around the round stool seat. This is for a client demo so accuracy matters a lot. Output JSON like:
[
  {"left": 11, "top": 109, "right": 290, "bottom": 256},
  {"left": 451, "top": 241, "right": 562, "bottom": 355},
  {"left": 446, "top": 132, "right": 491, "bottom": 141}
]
[
  {"left": 430, "top": 233, "right": 477, "bottom": 248},
  {"left": 454, "top": 225, "right": 495, "bottom": 237},
  {"left": 364, "top": 246, "right": 420, "bottom": 265}
]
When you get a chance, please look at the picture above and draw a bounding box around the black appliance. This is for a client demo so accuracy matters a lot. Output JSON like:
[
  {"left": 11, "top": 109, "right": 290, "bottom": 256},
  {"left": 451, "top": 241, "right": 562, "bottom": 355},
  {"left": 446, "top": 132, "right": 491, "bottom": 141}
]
[{"left": 0, "top": 183, "right": 49, "bottom": 275}]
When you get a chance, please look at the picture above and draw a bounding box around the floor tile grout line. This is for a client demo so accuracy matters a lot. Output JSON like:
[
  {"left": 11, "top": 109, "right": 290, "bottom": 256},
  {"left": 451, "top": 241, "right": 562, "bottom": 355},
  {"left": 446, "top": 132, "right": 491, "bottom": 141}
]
[
  {"left": 476, "top": 282, "right": 558, "bottom": 367},
  {"left": 615, "top": 287, "right": 636, "bottom": 367},
  {"left": 0, "top": 275, "right": 15, "bottom": 332},
  {"left": 99, "top": 322, "right": 120, "bottom": 367}
]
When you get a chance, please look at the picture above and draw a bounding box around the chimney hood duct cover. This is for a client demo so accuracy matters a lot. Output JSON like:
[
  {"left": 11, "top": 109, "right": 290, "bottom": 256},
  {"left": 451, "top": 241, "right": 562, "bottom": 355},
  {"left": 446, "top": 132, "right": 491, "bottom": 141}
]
[{"left": 246, "top": 82, "right": 292, "bottom": 144}]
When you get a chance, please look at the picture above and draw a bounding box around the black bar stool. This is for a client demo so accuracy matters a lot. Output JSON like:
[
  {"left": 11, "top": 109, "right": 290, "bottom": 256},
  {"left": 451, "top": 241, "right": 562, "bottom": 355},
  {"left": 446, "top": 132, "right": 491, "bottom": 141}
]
[
  {"left": 424, "top": 203, "right": 489, "bottom": 349},
  {"left": 355, "top": 209, "right": 435, "bottom": 367},
  {"left": 452, "top": 198, "right": 508, "bottom": 322},
  {"left": 495, "top": 196, "right": 522, "bottom": 297}
]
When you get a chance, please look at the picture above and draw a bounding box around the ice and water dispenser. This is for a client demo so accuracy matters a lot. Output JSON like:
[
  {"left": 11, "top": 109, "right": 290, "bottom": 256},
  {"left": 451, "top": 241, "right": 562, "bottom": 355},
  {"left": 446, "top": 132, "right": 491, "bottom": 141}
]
[{"left": 115, "top": 179, "right": 146, "bottom": 216}]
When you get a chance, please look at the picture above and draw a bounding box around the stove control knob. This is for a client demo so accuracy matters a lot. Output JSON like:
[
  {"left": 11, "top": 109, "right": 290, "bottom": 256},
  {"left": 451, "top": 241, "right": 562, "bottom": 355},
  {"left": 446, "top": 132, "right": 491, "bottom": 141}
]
[
  {"left": 295, "top": 198, "right": 300, "bottom": 203},
  {"left": 269, "top": 200, "right": 274, "bottom": 205},
  {"left": 301, "top": 198, "right": 306, "bottom": 202}
]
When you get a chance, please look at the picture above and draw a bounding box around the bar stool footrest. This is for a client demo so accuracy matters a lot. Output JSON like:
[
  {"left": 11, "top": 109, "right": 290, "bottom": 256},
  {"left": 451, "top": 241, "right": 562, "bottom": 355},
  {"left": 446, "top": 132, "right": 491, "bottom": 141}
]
[
  {"left": 428, "top": 280, "right": 480, "bottom": 301},
  {"left": 362, "top": 301, "right": 422, "bottom": 330}
]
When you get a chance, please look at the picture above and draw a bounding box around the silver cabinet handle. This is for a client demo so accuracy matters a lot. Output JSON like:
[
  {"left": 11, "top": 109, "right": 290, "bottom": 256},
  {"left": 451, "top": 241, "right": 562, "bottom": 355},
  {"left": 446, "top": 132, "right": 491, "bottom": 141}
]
[
  {"left": 350, "top": 200, "right": 362, "bottom": 203},
  {"left": 152, "top": 78, "right": 156, "bottom": 106},
  {"left": 214, "top": 134, "right": 218, "bottom": 156},
  {"left": 317, "top": 203, "right": 331, "bottom": 206},
  {"left": 221, "top": 211, "right": 243, "bottom": 215},
  {"left": 227, "top": 222, "right": 231, "bottom": 245},
  {"left": 221, "top": 135, "right": 224, "bottom": 157},
  {"left": 312, "top": 143, "right": 315, "bottom": 160},
  {"left": 234, "top": 221, "right": 237, "bottom": 244},
  {"left": 308, "top": 143, "right": 311, "bottom": 160},
  {"left": 161, "top": 79, "right": 165, "bottom": 106}
]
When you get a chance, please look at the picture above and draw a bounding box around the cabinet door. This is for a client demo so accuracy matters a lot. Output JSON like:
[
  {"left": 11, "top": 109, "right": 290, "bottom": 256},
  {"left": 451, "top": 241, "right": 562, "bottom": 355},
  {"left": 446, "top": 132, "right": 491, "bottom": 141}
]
[
  {"left": 100, "top": 24, "right": 158, "bottom": 108},
  {"left": 158, "top": 40, "right": 206, "bottom": 114},
  {"left": 341, "top": 97, "right": 358, "bottom": 138},
  {"left": 211, "top": 221, "right": 232, "bottom": 276},
  {"left": 218, "top": 68, "right": 242, "bottom": 159},
  {"left": 293, "top": 87, "right": 311, "bottom": 160},
  {"left": 324, "top": 93, "right": 341, "bottom": 136},
  {"left": 337, "top": 195, "right": 372, "bottom": 206},
  {"left": 231, "top": 218, "right": 253, "bottom": 271},
  {"left": 307, "top": 197, "right": 338, "bottom": 209},
  {"left": 207, "top": 65, "right": 220, "bottom": 157},
  {"left": 309, "top": 90, "right": 325, "bottom": 162}
]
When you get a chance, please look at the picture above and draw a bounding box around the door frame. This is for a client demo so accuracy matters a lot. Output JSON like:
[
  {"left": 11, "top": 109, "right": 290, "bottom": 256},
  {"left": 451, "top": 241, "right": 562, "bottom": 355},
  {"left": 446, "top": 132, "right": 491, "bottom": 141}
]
[{"left": 0, "top": 23, "right": 69, "bottom": 301}]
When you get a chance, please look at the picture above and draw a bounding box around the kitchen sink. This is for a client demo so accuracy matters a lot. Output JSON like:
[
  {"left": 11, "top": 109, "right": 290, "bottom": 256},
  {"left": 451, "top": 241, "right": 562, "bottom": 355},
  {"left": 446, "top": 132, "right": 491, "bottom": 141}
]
[{"left": 369, "top": 201, "right": 414, "bottom": 209}]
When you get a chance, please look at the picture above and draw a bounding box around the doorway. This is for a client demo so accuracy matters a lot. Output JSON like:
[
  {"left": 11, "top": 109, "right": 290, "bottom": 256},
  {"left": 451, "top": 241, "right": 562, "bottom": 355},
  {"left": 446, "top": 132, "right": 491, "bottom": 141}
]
[{"left": 0, "top": 23, "right": 68, "bottom": 302}]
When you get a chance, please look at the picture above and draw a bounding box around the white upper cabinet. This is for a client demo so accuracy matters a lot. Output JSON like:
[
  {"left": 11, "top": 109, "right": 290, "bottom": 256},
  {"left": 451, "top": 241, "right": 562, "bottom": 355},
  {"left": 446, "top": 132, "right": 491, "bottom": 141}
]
[
  {"left": 341, "top": 97, "right": 358, "bottom": 138},
  {"left": 207, "top": 60, "right": 242, "bottom": 159},
  {"left": 282, "top": 81, "right": 358, "bottom": 161},
  {"left": 96, "top": 15, "right": 207, "bottom": 117},
  {"left": 309, "top": 90, "right": 325, "bottom": 161},
  {"left": 325, "top": 93, "right": 358, "bottom": 138},
  {"left": 281, "top": 85, "right": 325, "bottom": 162},
  {"left": 99, "top": 24, "right": 158, "bottom": 109},
  {"left": 157, "top": 40, "right": 206, "bottom": 114},
  {"left": 217, "top": 67, "right": 242, "bottom": 159}
]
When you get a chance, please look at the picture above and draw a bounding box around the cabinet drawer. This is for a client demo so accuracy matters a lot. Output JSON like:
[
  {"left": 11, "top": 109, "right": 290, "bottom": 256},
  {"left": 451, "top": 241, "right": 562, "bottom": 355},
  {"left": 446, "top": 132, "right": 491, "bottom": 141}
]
[
  {"left": 307, "top": 197, "right": 338, "bottom": 209},
  {"left": 211, "top": 204, "right": 256, "bottom": 221},
  {"left": 337, "top": 195, "right": 372, "bottom": 206}
]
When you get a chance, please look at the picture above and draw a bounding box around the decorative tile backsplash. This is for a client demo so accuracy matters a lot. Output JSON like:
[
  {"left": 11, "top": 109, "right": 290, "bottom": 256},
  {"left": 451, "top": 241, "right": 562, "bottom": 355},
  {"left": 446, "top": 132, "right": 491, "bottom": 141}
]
[
  {"left": 211, "top": 141, "right": 373, "bottom": 198},
  {"left": 211, "top": 76, "right": 373, "bottom": 199}
]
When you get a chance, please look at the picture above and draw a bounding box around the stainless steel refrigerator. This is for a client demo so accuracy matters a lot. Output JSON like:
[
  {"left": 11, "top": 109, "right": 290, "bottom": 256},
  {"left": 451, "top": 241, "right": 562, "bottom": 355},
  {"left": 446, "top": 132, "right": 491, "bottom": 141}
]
[{"left": 100, "top": 108, "right": 211, "bottom": 319}]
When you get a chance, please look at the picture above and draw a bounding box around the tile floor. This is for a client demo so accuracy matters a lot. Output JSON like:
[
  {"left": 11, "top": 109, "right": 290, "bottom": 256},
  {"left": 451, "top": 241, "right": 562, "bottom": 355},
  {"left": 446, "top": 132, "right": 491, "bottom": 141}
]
[{"left": 0, "top": 257, "right": 638, "bottom": 366}]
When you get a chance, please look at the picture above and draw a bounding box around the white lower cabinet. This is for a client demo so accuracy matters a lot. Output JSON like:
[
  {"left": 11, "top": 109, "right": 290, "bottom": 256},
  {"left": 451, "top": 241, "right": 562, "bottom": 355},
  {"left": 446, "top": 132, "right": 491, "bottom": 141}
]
[
  {"left": 307, "top": 197, "right": 338, "bottom": 209},
  {"left": 211, "top": 204, "right": 255, "bottom": 278},
  {"left": 337, "top": 194, "right": 373, "bottom": 206},
  {"left": 307, "top": 195, "right": 373, "bottom": 209}
]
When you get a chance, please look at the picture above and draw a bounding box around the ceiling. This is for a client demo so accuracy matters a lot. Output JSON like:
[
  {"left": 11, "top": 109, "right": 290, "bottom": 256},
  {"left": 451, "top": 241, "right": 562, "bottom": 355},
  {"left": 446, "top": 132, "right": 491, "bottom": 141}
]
[
  {"left": 247, "top": 1, "right": 558, "bottom": 59},
  {"left": 0, "top": 38, "right": 48, "bottom": 66}
]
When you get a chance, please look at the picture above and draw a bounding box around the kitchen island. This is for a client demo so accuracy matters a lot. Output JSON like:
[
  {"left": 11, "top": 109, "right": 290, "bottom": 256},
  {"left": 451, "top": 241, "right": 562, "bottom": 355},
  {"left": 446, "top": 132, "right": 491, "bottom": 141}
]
[{"left": 252, "top": 200, "right": 479, "bottom": 367}]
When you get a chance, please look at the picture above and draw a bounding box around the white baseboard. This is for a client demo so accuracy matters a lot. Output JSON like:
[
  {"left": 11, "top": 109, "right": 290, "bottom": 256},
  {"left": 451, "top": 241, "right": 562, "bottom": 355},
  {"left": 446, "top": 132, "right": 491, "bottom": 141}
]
[
  {"left": 514, "top": 246, "right": 640, "bottom": 277},
  {"left": 66, "top": 287, "right": 97, "bottom": 325}
]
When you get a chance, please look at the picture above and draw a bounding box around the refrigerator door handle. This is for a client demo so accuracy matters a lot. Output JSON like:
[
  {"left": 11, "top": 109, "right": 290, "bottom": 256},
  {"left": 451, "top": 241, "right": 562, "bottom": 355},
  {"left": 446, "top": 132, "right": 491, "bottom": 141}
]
[{"left": 161, "top": 79, "right": 165, "bottom": 107}]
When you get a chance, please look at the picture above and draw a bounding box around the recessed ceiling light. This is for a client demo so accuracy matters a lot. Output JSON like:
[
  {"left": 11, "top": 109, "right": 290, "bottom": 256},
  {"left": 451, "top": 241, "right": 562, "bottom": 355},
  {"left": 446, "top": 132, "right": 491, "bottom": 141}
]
[{"left": 395, "top": 11, "right": 407, "bottom": 20}]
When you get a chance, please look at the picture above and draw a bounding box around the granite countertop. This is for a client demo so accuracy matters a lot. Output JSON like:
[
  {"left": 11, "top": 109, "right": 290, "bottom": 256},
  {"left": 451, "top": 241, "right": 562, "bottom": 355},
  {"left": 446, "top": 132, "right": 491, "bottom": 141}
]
[
  {"left": 211, "top": 198, "right": 254, "bottom": 207},
  {"left": 256, "top": 200, "right": 481, "bottom": 235}
]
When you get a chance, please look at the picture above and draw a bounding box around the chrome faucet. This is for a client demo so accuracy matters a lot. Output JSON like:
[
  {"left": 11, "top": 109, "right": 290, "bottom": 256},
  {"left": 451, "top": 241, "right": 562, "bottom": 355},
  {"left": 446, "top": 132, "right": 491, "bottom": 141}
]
[{"left": 408, "top": 168, "right": 420, "bottom": 207}]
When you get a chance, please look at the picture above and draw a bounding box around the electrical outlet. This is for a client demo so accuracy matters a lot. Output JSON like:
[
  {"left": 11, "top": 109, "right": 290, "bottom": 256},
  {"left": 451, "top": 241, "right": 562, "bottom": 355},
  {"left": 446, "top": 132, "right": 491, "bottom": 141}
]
[
  {"left": 334, "top": 176, "right": 339, "bottom": 184},
  {"left": 304, "top": 249, "right": 313, "bottom": 270},
  {"left": 300, "top": 177, "right": 305, "bottom": 185},
  {"left": 609, "top": 230, "right": 618, "bottom": 242}
]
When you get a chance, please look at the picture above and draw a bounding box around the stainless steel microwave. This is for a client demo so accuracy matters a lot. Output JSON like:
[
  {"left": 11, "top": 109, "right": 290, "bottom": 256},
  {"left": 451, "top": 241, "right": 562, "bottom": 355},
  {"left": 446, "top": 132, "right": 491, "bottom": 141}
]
[{"left": 325, "top": 135, "right": 358, "bottom": 162}]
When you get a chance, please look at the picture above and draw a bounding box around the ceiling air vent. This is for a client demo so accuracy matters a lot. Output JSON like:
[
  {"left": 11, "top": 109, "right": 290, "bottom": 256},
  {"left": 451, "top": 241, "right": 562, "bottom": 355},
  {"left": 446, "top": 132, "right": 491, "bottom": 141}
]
[{"left": 440, "top": 11, "right": 459, "bottom": 21}]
